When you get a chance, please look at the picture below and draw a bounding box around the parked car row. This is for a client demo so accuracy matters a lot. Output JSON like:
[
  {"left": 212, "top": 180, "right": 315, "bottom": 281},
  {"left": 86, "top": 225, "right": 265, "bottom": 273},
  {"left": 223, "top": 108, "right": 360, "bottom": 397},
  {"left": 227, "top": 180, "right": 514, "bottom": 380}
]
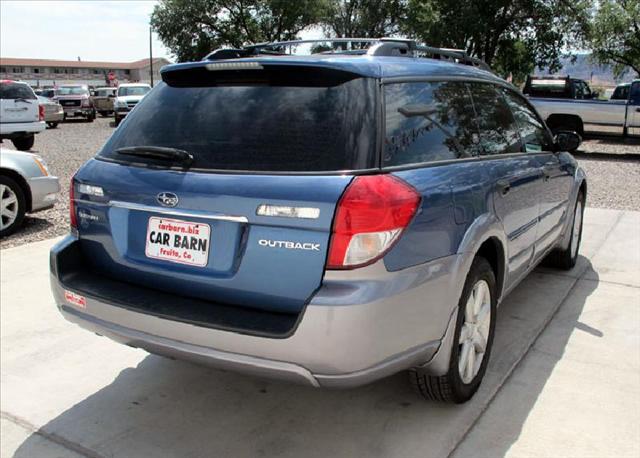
[{"left": 34, "top": 83, "right": 152, "bottom": 126}]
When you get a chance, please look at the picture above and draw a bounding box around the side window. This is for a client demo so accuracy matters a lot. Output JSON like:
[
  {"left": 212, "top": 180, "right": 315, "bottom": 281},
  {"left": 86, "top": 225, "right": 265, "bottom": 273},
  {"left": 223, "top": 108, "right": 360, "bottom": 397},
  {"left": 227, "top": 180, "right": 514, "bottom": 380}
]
[
  {"left": 384, "top": 81, "right": 480, "bottom": 166},
  {"left": 500, "top": 88, "right": 554, "bottom": 153},
  {"left": 468, "top": 83, "right": 522, "bottom": 156}
]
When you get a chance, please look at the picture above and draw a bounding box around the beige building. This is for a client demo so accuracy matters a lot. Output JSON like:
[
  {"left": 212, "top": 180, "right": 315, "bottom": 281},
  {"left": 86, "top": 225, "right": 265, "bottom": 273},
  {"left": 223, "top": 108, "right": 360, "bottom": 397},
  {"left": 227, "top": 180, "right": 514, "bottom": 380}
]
[{"left": 0, "top": 57, "right": 172, "bottom": 87}]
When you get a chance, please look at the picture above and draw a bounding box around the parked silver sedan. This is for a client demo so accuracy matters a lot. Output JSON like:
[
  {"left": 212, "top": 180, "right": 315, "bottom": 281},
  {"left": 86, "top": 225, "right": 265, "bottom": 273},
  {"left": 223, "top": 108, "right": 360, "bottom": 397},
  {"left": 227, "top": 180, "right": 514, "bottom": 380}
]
[
  {"left": 37, "top": 95, "right": 64, "bottom": 129},
  {"left": 0, "top": 147, "right": 60, "bottom": 236}
]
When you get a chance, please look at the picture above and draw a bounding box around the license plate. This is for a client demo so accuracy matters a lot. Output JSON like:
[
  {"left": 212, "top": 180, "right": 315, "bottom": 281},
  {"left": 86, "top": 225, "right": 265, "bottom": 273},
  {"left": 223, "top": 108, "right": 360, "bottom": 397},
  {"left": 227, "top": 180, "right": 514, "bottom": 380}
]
[{"left": 145, "top": 217, "right": 210, "bottom": 267}]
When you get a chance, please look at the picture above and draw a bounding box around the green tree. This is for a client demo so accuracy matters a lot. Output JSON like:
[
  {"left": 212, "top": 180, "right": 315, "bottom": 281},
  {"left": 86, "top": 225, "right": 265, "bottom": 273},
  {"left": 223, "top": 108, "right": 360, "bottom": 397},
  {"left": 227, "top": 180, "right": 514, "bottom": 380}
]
[
  {"left": 403, "top": 0, "right": 590, "bottom": 82},
  {"left": 151, "top": 0, "right": 326, "bottom": 62},
  {"left": 585, "top": 0, "right": 640, "bottom": 77},
  {"left": 321, "top": 0, "right": 406, "bottom": 37}
]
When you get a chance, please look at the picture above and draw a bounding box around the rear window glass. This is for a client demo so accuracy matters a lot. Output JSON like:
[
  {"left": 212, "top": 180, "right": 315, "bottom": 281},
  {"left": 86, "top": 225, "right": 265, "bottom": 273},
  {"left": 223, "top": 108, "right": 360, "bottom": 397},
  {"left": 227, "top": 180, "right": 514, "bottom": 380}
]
[
  {"left": 384, "top": 81, "right": 480, "bottom": 166},
  {"left": 524, "top": 79, "right": 568, "bottom": 98},
  {"left": 57, "top": 86, "right": 89, "bottom": 96},
  {"left": 95, "top": 89, "right": 115, "bottom": 97},
  {"left": 117, "top": 86, "right": 150, "bottom": 96},
  {"left": 99, "top": 77, "right": 377, "bottom": 172},
  {"left": 0, "top": 83, "right": 36, "bottom": 100}
]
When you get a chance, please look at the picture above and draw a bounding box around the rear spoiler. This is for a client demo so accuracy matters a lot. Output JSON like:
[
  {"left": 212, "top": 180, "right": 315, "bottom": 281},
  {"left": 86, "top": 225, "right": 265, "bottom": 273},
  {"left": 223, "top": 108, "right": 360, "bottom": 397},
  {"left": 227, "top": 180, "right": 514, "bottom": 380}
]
[{"left": 161, "top": 62, "right": 365, "bottom": 88}]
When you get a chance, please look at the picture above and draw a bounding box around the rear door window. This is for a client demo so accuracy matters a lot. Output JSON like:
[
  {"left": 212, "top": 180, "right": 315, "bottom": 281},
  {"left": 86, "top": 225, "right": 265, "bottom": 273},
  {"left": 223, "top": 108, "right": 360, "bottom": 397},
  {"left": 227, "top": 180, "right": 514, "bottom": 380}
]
[
  {"left": 99, "top": 71, "right": 377, "bottom": 172},
  {"left": 0, "top": 82, "right": 37, "bottom": 100},
  {"left": 383, "top": 81, "right": 480, "bottom": 166},
  {"left": 468, "top": 83, "right": 522, "bottom": 156},
  {"left": 500, "top": 88, "right": 553, "bottom": 153}
]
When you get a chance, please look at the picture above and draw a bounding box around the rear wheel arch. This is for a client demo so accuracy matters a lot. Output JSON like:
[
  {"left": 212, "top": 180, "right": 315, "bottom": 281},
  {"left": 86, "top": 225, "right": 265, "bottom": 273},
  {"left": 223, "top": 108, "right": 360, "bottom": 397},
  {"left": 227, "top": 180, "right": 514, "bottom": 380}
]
[
  {"left": 578, "top": 180, "right": 587, "bottom": 203},
  {"left": 546, "top": 114, "right": 584, "bottom": 136},
  {"left": 475, "top": 237, "right": 506, "bottom": 302},
  {"left": 0, "top": 168, "right": 32, "bottom": 212}
]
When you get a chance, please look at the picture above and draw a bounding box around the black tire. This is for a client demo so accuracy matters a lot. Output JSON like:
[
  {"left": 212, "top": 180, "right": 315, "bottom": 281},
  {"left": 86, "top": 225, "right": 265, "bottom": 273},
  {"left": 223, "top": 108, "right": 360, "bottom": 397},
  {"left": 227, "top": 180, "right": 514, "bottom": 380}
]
[
  {"left": 11, "top": 135, "right": 35, "bottom": 151},
  {"left": 87, "top": 112, "right": 95, "bottom": 122},
  {"left": 0, "top": 175, "right": 27, "bottom": 237},
  {"left": 114, "top": 116, "right": 121, "bottom": 127},
  {"left": 550, "top": 120, "right": 582, "bottom": 153},
  {"left": 545, "top": 192, "right": 585, "bottom": 270},
  {"left": 99, "top": 111, "right": 108, "bottom": 117},
  {"left": 47, "top": 122, "right": 58, "bottom": 128},
  {"left": 409, "top": 257, "right": 497, "bottom": 403}
]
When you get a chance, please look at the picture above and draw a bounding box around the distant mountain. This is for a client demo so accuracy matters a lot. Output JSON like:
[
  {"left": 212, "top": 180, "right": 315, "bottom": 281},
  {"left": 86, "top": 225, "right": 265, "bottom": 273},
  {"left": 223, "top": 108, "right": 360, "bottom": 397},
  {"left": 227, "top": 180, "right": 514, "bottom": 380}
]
[{"left": 538, "top": 54, "right": 636, "bottom": 87}]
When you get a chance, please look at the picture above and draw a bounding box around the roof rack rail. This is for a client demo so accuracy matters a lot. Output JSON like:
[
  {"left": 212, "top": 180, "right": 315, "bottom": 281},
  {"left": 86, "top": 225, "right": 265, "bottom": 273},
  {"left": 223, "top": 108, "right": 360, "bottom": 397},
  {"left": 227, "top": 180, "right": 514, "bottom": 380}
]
[{"left": 204, "top": 38, "right": 492, "bottom": 72}]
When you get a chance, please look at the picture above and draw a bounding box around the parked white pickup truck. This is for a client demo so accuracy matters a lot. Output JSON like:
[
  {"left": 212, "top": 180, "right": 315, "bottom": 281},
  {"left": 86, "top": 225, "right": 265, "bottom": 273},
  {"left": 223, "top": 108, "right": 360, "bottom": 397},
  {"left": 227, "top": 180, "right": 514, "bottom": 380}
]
[{"left": 529, "top": 79, "right": 640, "bottom": 138}]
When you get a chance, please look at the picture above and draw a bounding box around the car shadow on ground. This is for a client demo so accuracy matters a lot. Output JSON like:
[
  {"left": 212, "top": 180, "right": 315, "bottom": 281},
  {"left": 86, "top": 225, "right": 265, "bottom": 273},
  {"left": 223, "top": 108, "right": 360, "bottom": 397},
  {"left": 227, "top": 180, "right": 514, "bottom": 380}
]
[
  {"left": 451, "top": 259, "right": 601, "bottom": 458},
  {"left": 12, "top": 258, "right": 598, "bottom": 458}
]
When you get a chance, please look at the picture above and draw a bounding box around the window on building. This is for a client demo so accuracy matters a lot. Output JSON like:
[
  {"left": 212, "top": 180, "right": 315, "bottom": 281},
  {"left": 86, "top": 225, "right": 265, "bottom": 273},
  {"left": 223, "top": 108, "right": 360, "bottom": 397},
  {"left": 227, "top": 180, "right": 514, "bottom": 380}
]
[
  {"left": 12, "top": 67, "right": 24, "bottom": 73},
  {"left": 0, "top": 67, "right": 6, "bottom": 73},
  {"left": 33, "top": 68, "right": 40, "bottom": 74},
  {"left": 124, "top": 69, "right": 130, "bottom": 75}
]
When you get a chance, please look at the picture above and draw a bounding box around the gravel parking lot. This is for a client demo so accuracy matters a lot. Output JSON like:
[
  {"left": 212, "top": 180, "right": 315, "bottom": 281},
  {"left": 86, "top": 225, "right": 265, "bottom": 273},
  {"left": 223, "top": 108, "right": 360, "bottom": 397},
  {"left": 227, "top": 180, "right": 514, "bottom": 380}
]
[{"left": 1, "top": 118, "right": 639, "bottom": 249}]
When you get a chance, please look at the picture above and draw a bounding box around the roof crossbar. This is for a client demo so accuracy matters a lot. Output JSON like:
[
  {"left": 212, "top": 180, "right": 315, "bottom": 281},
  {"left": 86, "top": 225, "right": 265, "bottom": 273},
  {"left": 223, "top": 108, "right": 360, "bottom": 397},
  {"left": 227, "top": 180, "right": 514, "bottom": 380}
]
[{"left": 204, "top": 38, "right": 491, "bottom": 72}]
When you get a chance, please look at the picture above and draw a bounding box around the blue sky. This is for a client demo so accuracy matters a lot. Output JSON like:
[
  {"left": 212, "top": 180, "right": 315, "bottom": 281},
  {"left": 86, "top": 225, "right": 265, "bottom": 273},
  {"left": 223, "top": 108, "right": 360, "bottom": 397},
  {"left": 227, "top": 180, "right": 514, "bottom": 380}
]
[{"left": 0, "top": 0, "right": 172, "bottom": 62}]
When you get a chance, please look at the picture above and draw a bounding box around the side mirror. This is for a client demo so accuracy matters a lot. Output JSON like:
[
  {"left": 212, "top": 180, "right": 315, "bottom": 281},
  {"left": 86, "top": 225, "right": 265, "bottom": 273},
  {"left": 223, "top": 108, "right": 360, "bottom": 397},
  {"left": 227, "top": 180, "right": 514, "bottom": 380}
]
[
  {"left": 554, "top": 131, "right": 581, "bottom": 153},
  {"left": 108, "top": 93, "right": 115, "bottom": 98}
]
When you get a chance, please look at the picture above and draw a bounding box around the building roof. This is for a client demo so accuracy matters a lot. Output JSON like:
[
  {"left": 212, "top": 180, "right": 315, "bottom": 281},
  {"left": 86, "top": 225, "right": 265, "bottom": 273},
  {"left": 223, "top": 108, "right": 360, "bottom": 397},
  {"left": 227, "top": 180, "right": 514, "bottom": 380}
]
[
  {"left": 163, "top": 55, "right": 503, "bottom": 83},
  {"left": 0, "top": 57, "right": 170, "bottom": 70}
]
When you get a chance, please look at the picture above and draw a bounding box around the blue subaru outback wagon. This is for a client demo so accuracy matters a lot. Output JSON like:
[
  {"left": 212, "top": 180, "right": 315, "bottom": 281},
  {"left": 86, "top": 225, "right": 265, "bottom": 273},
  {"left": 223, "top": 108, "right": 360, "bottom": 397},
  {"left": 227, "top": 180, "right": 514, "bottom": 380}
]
[{"left": 50, "top": 39, "right": 586, "bottom": 403}]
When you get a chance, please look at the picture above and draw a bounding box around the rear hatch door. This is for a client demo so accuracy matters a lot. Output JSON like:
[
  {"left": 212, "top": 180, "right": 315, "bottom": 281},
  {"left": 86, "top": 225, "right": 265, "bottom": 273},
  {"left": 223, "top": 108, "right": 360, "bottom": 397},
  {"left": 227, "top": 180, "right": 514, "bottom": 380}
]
[{"left": 74, "top": 62, "right": 378, "bottom": 314}]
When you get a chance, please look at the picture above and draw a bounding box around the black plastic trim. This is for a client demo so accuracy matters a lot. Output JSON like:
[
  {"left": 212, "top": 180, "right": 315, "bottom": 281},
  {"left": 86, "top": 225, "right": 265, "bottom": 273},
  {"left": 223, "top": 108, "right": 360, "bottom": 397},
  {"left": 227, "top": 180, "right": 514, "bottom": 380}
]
[{"left": 55, "top": 241, "right": 300, "bottom": 338}]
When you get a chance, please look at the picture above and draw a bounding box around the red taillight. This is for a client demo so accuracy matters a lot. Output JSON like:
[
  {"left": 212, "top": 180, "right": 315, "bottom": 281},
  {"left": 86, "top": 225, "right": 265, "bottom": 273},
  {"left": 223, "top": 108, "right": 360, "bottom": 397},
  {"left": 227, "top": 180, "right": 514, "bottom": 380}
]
[
  {"left": 69, "top": 179, "right": 77, "bottom": 230},
  {"left": 38, "top": 104, "right": 45, "bottom": 121},
  {"left": 327, "top": 175, "right": 420, "bottom": 269}
]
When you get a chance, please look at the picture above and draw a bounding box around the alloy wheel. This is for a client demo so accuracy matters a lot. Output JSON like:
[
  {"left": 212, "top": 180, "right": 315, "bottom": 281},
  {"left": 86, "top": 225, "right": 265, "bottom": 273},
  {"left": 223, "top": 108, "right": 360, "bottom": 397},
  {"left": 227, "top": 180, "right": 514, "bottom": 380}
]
[
  {"left": 0, "top": 184, "right": 19, "bottom": 231},
  {"left": 458, "top": 279, "right": 492, "bottom": 384}
]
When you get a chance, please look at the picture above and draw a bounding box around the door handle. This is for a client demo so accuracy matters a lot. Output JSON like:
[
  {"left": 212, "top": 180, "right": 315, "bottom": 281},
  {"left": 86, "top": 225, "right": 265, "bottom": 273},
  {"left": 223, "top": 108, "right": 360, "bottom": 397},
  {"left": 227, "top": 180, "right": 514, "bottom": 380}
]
[{"left": 496, "top": 180, "right": 511, "bottom": 196}]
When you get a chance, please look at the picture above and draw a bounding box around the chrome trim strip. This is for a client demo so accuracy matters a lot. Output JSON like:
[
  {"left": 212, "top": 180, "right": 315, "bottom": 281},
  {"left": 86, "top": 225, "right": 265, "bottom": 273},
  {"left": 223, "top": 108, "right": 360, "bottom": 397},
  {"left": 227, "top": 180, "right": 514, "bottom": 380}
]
[{"left": 108, "top": 200, "right": 249, "bottom": 223}]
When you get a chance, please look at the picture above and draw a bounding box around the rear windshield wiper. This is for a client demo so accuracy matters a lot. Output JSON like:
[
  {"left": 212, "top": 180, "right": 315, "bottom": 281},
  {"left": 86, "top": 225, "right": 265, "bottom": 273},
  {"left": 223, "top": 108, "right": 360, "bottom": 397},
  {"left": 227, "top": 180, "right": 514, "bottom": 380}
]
[{"left": 115, "top": 146, "right": 194, "bottom": 165}]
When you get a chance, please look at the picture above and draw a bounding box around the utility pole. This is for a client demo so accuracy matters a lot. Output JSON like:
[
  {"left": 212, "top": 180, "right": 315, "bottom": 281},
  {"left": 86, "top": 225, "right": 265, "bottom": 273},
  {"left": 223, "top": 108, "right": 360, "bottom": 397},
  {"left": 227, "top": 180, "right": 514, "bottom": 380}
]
[{"left": 149, "top": 25, "right": 154, "bottom": 87}]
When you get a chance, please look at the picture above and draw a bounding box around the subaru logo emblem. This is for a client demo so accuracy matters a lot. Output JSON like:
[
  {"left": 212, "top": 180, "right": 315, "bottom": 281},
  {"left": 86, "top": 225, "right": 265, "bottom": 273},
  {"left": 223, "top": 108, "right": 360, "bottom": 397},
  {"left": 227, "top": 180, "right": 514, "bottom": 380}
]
[{"left": 157, "top": 192, "right": 179, "bottom": 208}]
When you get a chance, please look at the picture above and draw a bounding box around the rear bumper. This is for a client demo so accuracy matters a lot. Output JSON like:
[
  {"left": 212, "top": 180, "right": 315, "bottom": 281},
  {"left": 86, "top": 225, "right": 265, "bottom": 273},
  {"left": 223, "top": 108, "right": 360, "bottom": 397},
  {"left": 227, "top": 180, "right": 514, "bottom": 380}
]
[
  {"left": 50, "top": 236, "right": 465, "bottom": 387},
  {"left": 45, "top": 111, "right": 64, "bottom": 122},
  {"left": 63, "top": 107, "right": 93, "bottom": 117},
  {"left": 0, "top": 121, "right": 45, "bottom": 136},
  {"left": 28, "top": 175, "right": 60, "bottom": 212}
]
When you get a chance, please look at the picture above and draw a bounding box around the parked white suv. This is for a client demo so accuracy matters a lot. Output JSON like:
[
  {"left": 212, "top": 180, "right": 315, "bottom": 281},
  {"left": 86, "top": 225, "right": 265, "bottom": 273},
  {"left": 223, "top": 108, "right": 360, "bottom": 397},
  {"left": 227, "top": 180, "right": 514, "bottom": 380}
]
[
  {"left": 113, "top": 83, "right": 151, "bottom": 126},
  {"left": 0, "top": 80, "right": 45, "bottom": 151}
]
